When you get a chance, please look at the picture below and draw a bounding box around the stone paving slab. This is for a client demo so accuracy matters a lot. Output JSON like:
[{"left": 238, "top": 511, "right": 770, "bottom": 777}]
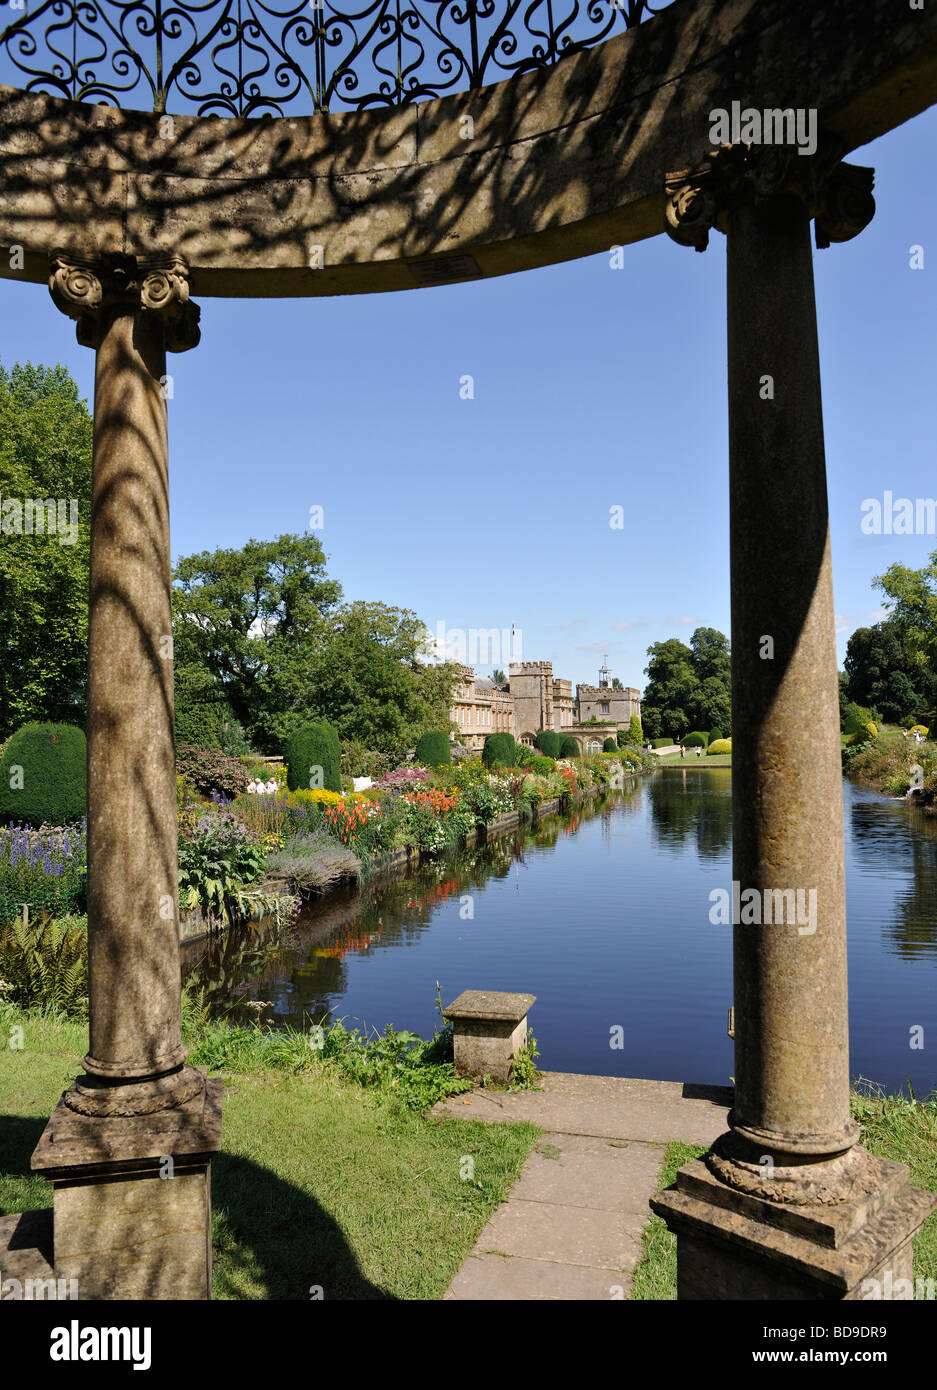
[
  {"left": 445, "top": 1253, "right": 628, "bottom": 1301},
  {"left": 507, "top": 1134, "right": 664, "bottom": 1214},
  {"left": 433, "top": 1072, "right": 732, "bottom": 1147},
  {"left": 438, "top": 1073, "right": 732, "bottom": 1301}
]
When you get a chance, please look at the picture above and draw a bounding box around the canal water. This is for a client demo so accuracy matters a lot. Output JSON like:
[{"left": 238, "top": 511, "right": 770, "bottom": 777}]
[{"left": 182, "top": 769, "right": 937, "bottom": 1096}]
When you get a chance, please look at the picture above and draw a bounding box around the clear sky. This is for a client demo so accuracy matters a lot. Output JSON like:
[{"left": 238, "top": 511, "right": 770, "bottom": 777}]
[{"left": 1, "top": 104, "right": 935, "bottom": 694}]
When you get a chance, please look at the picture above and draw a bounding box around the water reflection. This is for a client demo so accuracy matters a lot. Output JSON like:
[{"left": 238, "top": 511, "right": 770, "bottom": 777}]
[{"left": 183, "top": 770, "right": 937, "bottom": 1093}]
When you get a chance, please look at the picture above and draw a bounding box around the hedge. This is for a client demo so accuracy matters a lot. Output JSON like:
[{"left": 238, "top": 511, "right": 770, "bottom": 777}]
[
  {"left": 558, "top": 735, "right": 580, "bottom": 759},
  {"left": 843, "top": 703, "right": 878, "bottom": 736},
  {"left": 414, "top": 731, "right": 451, "bottom": 768},
  {"left": 603, "top": 737, "right": 618, "bottom": 752},
  {"left": 707, "top": 738, "right": 732, "bottom": 755},
  {"left": 651, "top": 738, "right": 672, "bottom": 749},
  {"left": 0, "top": 723, "right": 86, "bottom": 826},
  {"left": 286, "top": 722, "right": 341, "bottom": 792},
  {"left": 535, "top": 730, "right": 562, "bottom": 759},
  {"left": 482, "top": 733, "right": 516, "bottom": 768},
  {"left": 683, "top": 732, "right": 710, "bottom": 749},
  {"left": 710, "top": 728, "right": 724, "bottom": 743}
]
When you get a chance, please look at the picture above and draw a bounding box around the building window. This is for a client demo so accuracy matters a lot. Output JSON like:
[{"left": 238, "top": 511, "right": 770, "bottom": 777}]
[{"left": 601, "top": 702, "right": 609, "bottom": 714}]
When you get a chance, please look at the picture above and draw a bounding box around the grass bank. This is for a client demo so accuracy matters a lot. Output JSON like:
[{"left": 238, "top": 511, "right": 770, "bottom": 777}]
[
  {"left": 633, "top": 1088, "right": 937, "bottom": 1299},
  {"left": 0, "top": 1005, "right": 539, "bottom": 1299},
  {"left": 656, "top": 751, "right": 731, "bottom": 767}
]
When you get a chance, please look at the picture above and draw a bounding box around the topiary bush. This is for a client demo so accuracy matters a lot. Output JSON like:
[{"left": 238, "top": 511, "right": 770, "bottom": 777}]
[
  {"left": 843, "top": 703, "right": 879, "bottom": 736},
  {"left": 558, "top": 735, "right": 580, "bottom": 759},
  {"left": 651, "top": 737, "right": 672, "bottom": 749},
  {"left": 684, "top": 732, "right": 710, "bottom": 748},
  {"left": 707, "top": 738, "right": 732, "bottom": 755},
  {"left": 286, "top": 722, "right": 341, "bottom": 792},
  {"left": 847, "top": 722, "right": 878, "bottom": 747},
  {"left": 174, "top": 699, "right": 225, "bottom": 749},
  {"left": 603, "top": 737, "right": 618, "bottom": 752},
  {"left": 710, "top": 728, "right": 724, "bottom": 743},
  {"left": 176, "top": 745, "right": 250, "bottom": 799},
  {"left": 0, "top": 723, "right": 86, "bottom": 826},
  {"left": 414, "top": 731, "right": 451, "bottom": 768},
  {"left": 535, "top": 730, "right": 562, "bottom": 759},
  {"left": 483, "top": 733, "right": 516, "bottom": 768}
]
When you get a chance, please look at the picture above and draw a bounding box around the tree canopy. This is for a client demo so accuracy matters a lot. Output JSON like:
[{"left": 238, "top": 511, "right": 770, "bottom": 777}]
[
  {"left": 0, "top": 362, "right": 93, "bottom": 741},
  {"left": 172, "top": 533, "right": 458, "bottom": 753},
  {"left": 640, "top": 627, "right": 731, "bottom": 740}
]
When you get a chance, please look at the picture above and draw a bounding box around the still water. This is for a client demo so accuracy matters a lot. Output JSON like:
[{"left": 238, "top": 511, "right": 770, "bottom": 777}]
[{"left": 183, "top": 769, "right": 937, "bottom": 1095}]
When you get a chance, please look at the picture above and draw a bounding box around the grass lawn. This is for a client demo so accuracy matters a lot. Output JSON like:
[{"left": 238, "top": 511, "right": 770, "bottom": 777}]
[
  {"left": 656, "top": 751, "right": 731, "bottom": 766},
  {"left": 0, "top": 1009, "right": 539, "bottom": 1300},
  {"left": 633, "top": 1090, "right": 937, "bottom": 1298}
]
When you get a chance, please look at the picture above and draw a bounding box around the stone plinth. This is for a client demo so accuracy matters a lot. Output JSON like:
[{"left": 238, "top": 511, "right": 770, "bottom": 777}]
[
  {"left": 444, "top": 991, "right": 535, "bottom": 1085},
  {"left": 31, "top": 1071, "right": 221, "bottom": 1300},
  {"left": 652, "top": 1155, "right": 936, "bottom": 1300}
]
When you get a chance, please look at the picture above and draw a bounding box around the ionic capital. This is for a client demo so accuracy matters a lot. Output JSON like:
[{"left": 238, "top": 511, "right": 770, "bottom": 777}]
[
  {"left": 664, "top": 144, "right": 875, "bottom": 252},
  {"left": 49, "top": 251, "right": 201, "bottom": 352}
]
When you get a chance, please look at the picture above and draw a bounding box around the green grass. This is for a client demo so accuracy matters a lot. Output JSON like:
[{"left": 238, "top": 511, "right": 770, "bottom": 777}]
[
  {"left": 631, "top": 1142, "right": 706, "bottom": 1300},
  {"left": 0, "top": 1006, "right": 539, "bottom": 1300},
  {"left": 656, "top": 752, "right": 732, "bottom": 766},
  {"left": 633, "top": 1089, "right": 937, "bottom": 1299}
]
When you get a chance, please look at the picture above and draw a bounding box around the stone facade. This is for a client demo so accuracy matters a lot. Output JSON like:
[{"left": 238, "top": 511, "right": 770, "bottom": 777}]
[{"left": 449, "top": 659, "right": 641, "bottom": 752}]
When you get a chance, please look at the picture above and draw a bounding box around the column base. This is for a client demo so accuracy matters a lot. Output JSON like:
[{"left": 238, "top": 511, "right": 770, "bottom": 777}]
[
  {"left": 31, "top": 1069, "right": 222, "bottom": 1300},
  {"left": 651, "top": 1145, "right": 937, "bottom": 1300}
]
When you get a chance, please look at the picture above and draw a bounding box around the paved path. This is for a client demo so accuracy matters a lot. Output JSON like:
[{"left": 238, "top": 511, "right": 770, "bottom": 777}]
[{"left": 431, "top": 1072, "right": 731, "bottom": 1301}]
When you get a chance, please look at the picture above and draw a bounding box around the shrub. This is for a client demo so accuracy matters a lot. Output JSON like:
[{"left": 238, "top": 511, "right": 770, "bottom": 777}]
[
  {"left": 707, "top": 738, "right": 732, "bottom": 755},
  {"left": 909, "top": 724, "right": 929, "bottom": 739},
  {"left": 684, "top": 732, "right": 709, "bottom": 748},
  {"left": 628, "top": 714, "right": 643, "bottom": 746},
  {"left": 847, "top": 722, "right": 878, "bottom": 747},
  {"left": 176, "top": 745, "right": 250, "bottom": 799},
  {"left": 558, "top": 735, "right": 580, "bottom": 758},
  {"left": 651, "top": 738, "right": 672, "bottom": 749},
  {"left": 285, "top": 722, "right": 341, "bottom": 793},
  {"left": 0, "top": 723, "right": 86, "bottom": 827},
  {"left": 174, "top": 700, "right": 224, "bottom": 749},
  {"left": 843, "top": 703, "right": 879, "bottom": 736},
  {"left": 0, "top": 913, "right": 88, "bottom": 1016},
  {"left": 513, "top": 743, "right": 539, "bottom": 768},
  {"left": 535, "top": 730, "right": 562, "bottom": 759},
  {"left": 528, "top": 755, "right": 555, "bottom": 775},
  {"left": 414, "top": 731, "right": 451, "bottom": 768},
  {"left": 603, "top": 737, "right": 618, "bottom": 753},
  {"left": 483, "top": 733, "right": 516, "bottom": 768},
  {"left": 710, "top": 728, "right": 724, "bottom": 742}
]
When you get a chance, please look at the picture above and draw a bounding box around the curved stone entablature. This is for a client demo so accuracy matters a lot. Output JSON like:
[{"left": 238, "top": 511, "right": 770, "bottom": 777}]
[{"left": 1, "top": 0, "right": 936, "bottom": 299}]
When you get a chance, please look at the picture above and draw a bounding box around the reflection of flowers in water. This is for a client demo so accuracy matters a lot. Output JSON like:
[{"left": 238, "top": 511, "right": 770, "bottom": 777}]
[{"left": 316, "top": 918, "right": 386, "bottom": 961}]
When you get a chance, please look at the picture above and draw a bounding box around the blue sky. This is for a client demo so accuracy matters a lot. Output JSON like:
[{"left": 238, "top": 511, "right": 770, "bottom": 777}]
[{"left": 1, "top": 105, "right": 935, "bottom": 694}]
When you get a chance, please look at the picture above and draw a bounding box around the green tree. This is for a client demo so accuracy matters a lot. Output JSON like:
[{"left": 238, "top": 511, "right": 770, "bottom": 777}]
[
  {"left": 0, "top": 362, "right": 93, "bottom": 740},
  {"left": 172, "top": 533, "right": 342, "bottom": 748},
  {"left": 844, "top": 620, "right": 932, "bottom": 725},
  {"left": 641, "top": 638, "right": 697, "bottom": 741}
]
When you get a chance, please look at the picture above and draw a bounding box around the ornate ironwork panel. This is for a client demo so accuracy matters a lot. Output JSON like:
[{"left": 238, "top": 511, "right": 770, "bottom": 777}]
[{"left": 0, "top": 0, "right": 672, "bottom": 116}]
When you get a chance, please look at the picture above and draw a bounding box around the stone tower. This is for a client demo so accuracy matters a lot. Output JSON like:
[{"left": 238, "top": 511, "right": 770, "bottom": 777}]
[{"left": 508, "top": 661, "right": 553, "bottom": 739}]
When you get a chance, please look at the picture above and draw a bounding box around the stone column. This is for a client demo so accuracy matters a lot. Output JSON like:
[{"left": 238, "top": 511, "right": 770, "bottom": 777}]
[
  {"left": 652, "top": 149, "right": 936, "bottom": 1300},
  {"left": 31, "top": 252, "right": 221, "bottom": 1300}
]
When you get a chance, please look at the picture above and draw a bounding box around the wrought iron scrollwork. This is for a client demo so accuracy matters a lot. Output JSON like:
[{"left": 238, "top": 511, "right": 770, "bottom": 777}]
[{"left": 0, "top": 0, "right": 671, "bottom": 116}]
